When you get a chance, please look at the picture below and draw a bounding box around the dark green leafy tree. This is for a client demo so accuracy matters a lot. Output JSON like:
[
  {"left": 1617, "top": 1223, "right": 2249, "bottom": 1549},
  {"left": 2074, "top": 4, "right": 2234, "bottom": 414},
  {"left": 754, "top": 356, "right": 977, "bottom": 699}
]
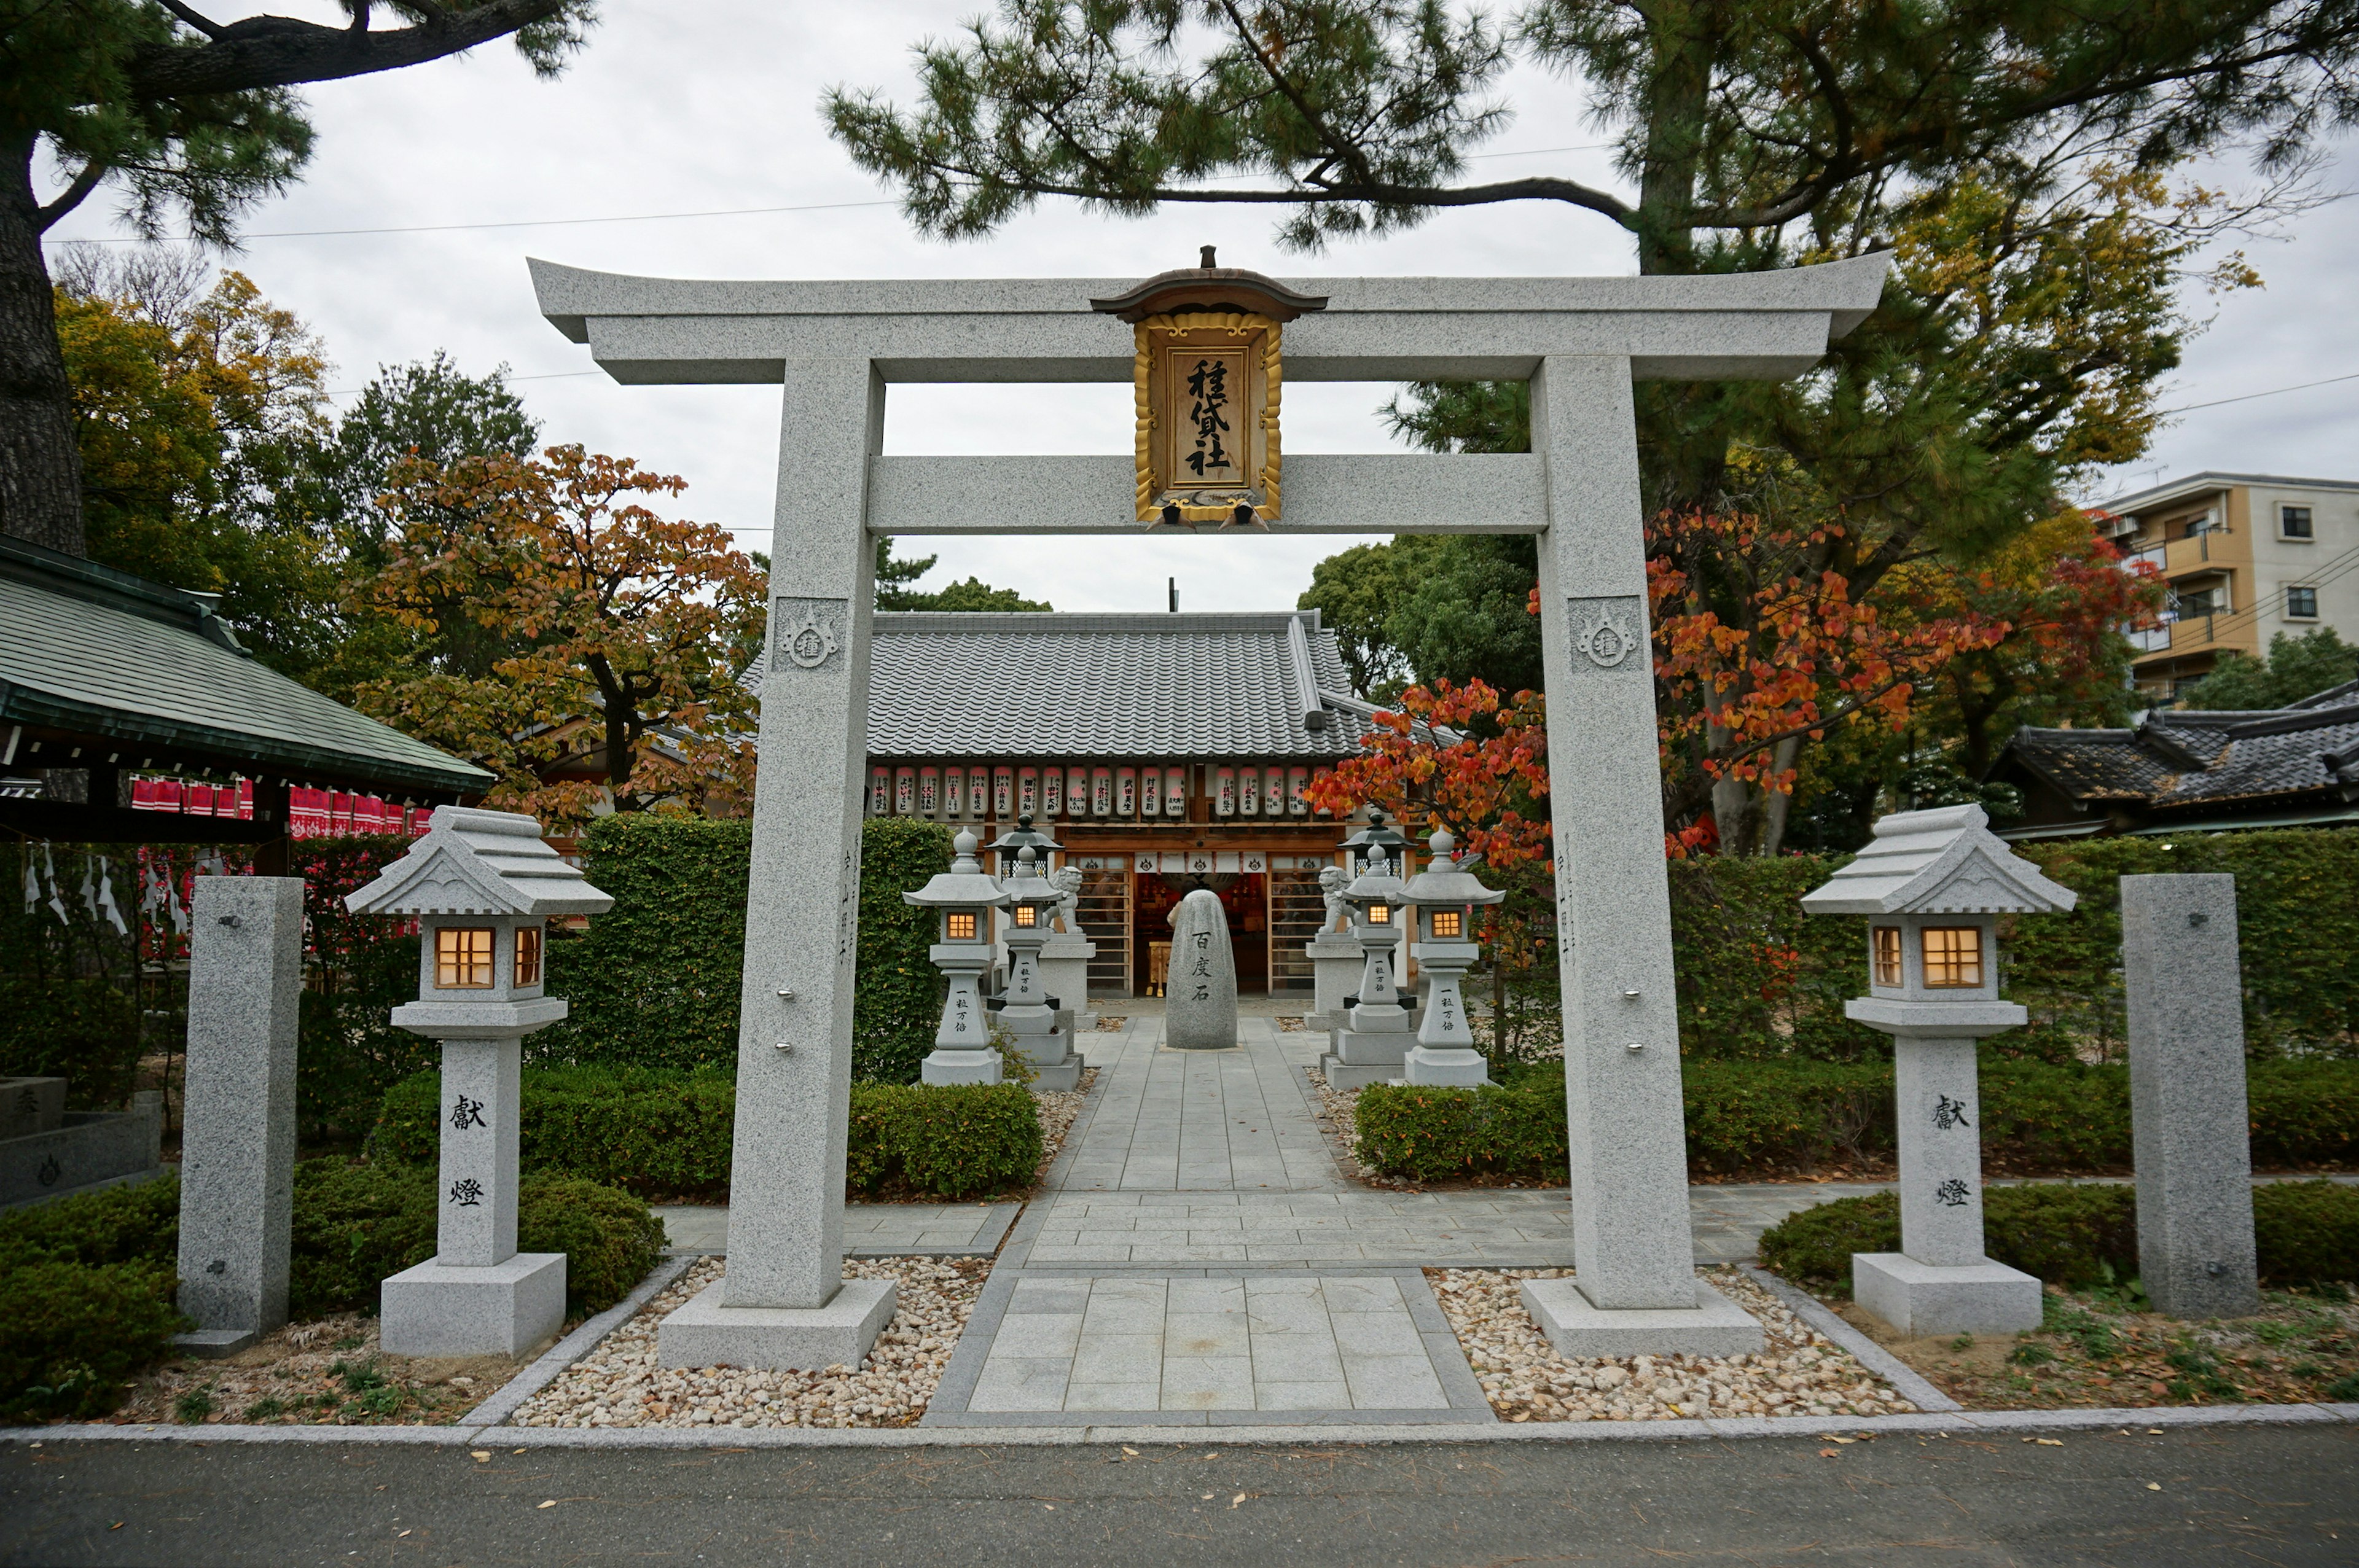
[
  {"left": 2177, "top": 626, "right": 2359, "bottom": 710},
  {"left": 2, "top": 0, "right": 598, "bottom": 558},
  {"left": 873, "top": 536, "right": 1051, "bottom": 610}
]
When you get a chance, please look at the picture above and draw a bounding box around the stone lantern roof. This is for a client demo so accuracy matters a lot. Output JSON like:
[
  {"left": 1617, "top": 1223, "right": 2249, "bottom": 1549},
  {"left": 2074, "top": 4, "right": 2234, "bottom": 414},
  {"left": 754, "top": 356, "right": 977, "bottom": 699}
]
[
  {"left": 1398, "top": 830, "right": 1507, "bottom": 908},
  {"left": 901, "top": 830, "right": 1011, "bottom": 909},
  {"left": 1799, "top": 804, "right": 2076, "bottom": 918},
  {"left": 346, "top": 806, "right": 612, "bottom": 918},
  {"left": 1088, "top": 249, "right": 1329, "bottom": 323}
]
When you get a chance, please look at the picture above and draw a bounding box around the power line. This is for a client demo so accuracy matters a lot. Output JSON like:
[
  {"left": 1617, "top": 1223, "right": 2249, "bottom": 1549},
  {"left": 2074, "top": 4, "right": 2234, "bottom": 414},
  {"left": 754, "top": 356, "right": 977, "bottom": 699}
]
[{"left": 2157, "top": 370, "right": 2359, "bottom": 415}]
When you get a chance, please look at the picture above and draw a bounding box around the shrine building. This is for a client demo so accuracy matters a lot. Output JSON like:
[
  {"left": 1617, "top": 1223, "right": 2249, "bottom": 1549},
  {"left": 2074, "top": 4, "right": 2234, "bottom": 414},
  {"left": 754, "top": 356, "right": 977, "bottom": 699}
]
[{"left": 750, "top": 608, "right": 1396, "bottom": 999}]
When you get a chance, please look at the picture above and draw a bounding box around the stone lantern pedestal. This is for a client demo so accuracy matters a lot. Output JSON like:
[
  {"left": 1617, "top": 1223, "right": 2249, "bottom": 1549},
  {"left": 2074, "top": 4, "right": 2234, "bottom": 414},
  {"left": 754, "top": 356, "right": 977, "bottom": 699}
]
[
  {"left": 1320, "top": 846, "right": 1417, "bottom": 1091},
  {"left": 1802, "top": 805, "right": 2078, "bottom": 1335},
  {"left": 346, "top": 808, "right": 614, "bottom": 1357}
]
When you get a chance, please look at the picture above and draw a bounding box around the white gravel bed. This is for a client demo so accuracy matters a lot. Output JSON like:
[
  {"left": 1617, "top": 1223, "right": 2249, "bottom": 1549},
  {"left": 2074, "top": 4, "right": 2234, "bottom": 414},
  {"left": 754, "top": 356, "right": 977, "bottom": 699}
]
[
  {"left": 509, "top": 1254, "right": 988, "bottom": 1429},
  {"left": 1429, "top": 1265, "right": 1921, "bottom": 1423},
  {"left": 1031, "top": 1071, "right": 1094, "bottom": 1183}
]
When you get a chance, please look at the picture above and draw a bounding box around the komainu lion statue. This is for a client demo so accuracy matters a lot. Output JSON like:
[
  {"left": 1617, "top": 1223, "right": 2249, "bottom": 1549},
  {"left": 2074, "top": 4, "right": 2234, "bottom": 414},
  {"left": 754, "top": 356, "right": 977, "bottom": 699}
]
[
  {"left": 1047, "top": 865, "right": 1086, "bottom": 933},
  {"left": 1318, "top": 863, "right": 1351, "bottom": 932}
]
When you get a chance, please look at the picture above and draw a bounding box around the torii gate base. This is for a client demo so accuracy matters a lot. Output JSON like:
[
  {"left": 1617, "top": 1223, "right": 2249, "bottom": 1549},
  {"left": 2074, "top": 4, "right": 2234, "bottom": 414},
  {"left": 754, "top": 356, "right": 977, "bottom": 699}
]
[{"left": 533, "top": 254, "right": 1891, "bottom": 1368}]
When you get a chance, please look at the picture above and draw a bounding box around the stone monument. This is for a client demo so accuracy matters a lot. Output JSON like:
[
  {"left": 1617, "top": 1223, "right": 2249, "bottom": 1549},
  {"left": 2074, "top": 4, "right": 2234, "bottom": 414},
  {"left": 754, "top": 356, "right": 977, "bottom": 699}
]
[
  {"left": 1164, "top": 888, "right": 1239, "bottom": 1050},
  {"left": 1398, "top": 830, "right": 1506, "bottom": 1088},
  {"left": 531, "top": 246, "right": 1889, "bottom": 1352},
  {"left": 1800, "top": 803, "right": 2078, "bottom": 1335},
  {"left": 996, "top": 847, "right": 1086, "bottom": 1089},
  {"left": 2121, "top": 873, "right": 2259, "bottom": 1319},
  {"left": 903, "top": 830, "right": 1011, "bottom": 1085},
  {"left": 1304, "top": 864, "right": 1362, "bottom": 1031},
  {"left": 1318, "top": 847, "right": 1414, "bottom": 1088},
  {"left": 173, "top": 876, "right": 304, "bottom": 1355},
  {"left": 346, "top": 808, "right": 614, "bottom": 1357},
  {"left": 1038, "top": 864, "right": 1098, "bottom": 1032},
  {"left": 0, "top": 1083, "right": 162, "bottom": 1212}
]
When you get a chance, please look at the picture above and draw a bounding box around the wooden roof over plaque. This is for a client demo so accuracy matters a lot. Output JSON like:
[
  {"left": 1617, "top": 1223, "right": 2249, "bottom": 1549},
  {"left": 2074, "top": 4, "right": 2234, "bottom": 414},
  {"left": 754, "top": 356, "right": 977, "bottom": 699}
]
[{"left": 1089, "top": 248, "right": 1329, "bottom": 322}]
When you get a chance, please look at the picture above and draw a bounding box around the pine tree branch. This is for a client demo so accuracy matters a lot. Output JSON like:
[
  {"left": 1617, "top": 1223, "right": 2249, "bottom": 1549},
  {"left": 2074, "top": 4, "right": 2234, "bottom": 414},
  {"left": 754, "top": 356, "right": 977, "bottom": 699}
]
[
  {"left": 127, "top": 0, "right": 573, "bottom": 98},
  {"left": 934, "top": 166, "right": 1636, "bottom": 225},
  {"left": 155, "top": 0, "right": 227, "bottom": 40},
  {"left": 36, "top": 160, "right": 110, "bottom": 232}
]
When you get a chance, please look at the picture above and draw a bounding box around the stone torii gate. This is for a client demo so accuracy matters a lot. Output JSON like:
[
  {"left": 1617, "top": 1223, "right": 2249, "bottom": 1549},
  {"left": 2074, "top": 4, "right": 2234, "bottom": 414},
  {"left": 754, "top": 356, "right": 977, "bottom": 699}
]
[{"left": 530, "top": 252, "right": 1888, "bottom": 1366}]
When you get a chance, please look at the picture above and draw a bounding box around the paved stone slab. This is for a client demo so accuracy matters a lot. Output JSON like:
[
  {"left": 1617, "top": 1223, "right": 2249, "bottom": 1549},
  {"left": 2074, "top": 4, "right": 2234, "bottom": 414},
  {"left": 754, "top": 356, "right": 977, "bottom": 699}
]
[
  {"left": 933, "top": 1268, "right": 1490, "bottom": 1424},
  {"left": 655, "top": 1202, "right": 1018, "bottom": 1258}
]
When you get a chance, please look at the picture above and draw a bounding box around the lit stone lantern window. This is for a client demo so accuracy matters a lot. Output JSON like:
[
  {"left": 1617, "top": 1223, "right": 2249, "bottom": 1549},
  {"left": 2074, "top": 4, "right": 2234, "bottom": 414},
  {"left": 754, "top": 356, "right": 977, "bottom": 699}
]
[
  {"left": 434, "top": 926, "right": 495, "bottom": 989},
  {"left": 514, "top": 924, "right": 543, "bottom": 987},
  {"left": 1092, "top": 249, "right": 1328, "bottom": 527},
  {"left": 1801, "top": 804, "right": 2078, "bottom": 1336}
]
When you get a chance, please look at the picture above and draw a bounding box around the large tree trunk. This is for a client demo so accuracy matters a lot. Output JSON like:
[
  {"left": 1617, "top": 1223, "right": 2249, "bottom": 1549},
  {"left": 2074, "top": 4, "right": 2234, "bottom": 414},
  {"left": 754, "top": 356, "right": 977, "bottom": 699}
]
[{"left": 0, "top": 135, "right": 85, "bottom": 556}]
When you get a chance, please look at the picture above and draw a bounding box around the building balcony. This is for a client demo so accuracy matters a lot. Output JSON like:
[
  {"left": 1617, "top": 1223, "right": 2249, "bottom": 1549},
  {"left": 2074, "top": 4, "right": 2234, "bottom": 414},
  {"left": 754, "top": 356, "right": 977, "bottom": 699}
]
[{"left": 2122, "top": 531, "right": 2246, "bottom": 581}]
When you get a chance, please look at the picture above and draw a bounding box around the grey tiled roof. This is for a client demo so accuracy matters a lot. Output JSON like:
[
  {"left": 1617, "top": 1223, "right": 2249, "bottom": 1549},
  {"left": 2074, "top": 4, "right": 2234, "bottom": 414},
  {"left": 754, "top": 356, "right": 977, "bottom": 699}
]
[
  {"left": 746, "top": 611, "right": 1379, "bottom": 759},
  {"left": 0, "top": 539, "right": 492, "bottom": 795},
  {"left": 2004, "top": 698, "right": 2359, "bottom": 817}
]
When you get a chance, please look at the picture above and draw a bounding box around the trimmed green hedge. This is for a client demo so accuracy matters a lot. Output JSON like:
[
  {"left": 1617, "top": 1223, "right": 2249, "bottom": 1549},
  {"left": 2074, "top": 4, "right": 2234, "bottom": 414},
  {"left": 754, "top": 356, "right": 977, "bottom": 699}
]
[
  {"left": 375, "top": 1065, "right": 737, "bottom": 1198},
  {"left": 1758, "top": 1179, "right": 2359, "bottom": 1293},
  {"left": 376, "top": 1065, "right": 1043, "bottom": 1202},
  {"left": 532, "top": 814, "right": 950, "bottom": 1083},
  {"left": 0, "top": 1177, "right": 186, "bottom": 1421},
  {"left": 0, "top": 1164, "right": 665, "bottom": 1423},
  {"left": 1665, "top": 831, "right": 2359, "bottom": 1061},
  {"left": 1352, "top": 1058, "right": 2359, "bottom": 1182}
]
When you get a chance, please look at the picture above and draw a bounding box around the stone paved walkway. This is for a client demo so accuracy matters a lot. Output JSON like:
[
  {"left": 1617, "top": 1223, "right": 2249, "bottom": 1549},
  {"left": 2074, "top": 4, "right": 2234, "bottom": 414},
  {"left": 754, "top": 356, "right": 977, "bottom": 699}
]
[{"left": 1048, "top": 1013, "right": 1343, "bottom": 1192}]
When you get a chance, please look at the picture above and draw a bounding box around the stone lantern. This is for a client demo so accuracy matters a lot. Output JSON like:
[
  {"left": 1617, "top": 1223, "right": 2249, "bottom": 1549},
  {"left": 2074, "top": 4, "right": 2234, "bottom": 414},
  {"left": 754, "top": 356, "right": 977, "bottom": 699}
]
[
  {"left": 985, "top": 812, "right": 1063, "bottom": 878},
  {"left": 1318, "top": 844, "right": 1418, "bottom": 1090},
  {"left": 995, "top": 846, "right": 1086, "bottom": 1091},
  {"left": 1397, "top": 829, "right": 1507, "bottom": 1087},
  {"left": 903, "top": 830, "right": 1012, "bottom": 1085},
  {"left": 345, "top": 807, "right": 612, "bottom": 1355},
  {"left": 1338, "top": 807, "right": 1412, "bottom": 875},
  {"left": 1800, "top": 803, "right": 2077, "bottom": 1335}
]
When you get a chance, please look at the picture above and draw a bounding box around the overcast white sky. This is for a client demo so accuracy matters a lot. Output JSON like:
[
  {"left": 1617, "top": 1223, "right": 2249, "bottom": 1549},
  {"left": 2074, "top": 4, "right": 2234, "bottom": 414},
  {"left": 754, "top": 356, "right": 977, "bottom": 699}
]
[{"left": 43, "top": 0, "right": 2359, "bottom": 612}]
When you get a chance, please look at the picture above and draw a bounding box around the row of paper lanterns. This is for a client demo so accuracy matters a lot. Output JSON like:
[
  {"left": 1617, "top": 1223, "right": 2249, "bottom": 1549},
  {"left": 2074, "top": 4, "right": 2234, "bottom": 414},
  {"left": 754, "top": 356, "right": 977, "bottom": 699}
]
[{"left": 869, "top": 764, "right": 1332, "bottom": 821}]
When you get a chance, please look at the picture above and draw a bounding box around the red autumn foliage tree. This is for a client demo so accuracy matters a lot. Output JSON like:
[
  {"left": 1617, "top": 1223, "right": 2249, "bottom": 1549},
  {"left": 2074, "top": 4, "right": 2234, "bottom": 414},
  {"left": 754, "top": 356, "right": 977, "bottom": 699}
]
[
  {"left": 1302, "top": 677, "right": 1551, "bottom": 868},
  {"left": 1646, "top": 510, "right": 2009, "bottom": 856}
]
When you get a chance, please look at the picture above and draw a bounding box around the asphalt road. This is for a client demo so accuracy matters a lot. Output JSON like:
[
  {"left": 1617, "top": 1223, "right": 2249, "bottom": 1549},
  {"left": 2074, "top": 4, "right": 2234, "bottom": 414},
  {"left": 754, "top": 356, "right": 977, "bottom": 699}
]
[{"left": 6, "top": 1425, "right": 2356, "bottom": 1567}]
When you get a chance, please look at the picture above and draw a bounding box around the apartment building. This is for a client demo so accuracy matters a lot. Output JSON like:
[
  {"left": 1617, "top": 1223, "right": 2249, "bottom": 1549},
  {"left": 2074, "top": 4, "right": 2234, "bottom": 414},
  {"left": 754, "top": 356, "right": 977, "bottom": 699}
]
[{"left": 2099, "top": 472, "right": 2359, "bottom": 700}]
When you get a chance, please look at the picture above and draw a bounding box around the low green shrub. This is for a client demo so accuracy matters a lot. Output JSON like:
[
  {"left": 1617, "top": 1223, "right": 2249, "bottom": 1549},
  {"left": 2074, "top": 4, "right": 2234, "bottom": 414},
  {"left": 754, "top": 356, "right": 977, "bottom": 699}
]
[
  {"left": 0, "top": 1171, "right": 181, "bottom": 1271},
  {"left": 2250, "top": 1180, "right": 2359, "bottom": 1285},
  {"left": 1350, "top": 1057, "right": 2359, "bottom": 1181},
  {"left": 2248, "top": 1064, "right": 2359, "bottom": 1168},
  {"left": 288, "top": 1159, "right": 667, "bottom": 1317},
  {"left": 1760, "top": 1180, "right": 2359, "bottom": 1295},
  {"left": 378, "top": 1067, "right": 1047, "bottom": 1201},
  {"left": 1353, "top": 1077, "right": 1568, "bottom": 1182},
  {"left": 374, "top": 1065, "right": 735, "bottom": 1198},
  {"left": 288, "top": 1160, "right": 439, "bottom": 1320},
  {"left": 0, "top": 1258, "right": 185, "bottom": 1421},
  {"left": 848, "top": 1083, "right": 1043, "bottom": 1200}
]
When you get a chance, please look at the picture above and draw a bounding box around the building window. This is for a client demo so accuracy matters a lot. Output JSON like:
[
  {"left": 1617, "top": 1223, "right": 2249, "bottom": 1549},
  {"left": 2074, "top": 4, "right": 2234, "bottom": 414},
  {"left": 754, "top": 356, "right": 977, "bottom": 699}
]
[
  {"left": 2281, "top": 505, "right": 2314, "bottom": 539},
  {"left": 514, "top": 925, "right": 542, "bottom": 987},
  {"left": 1920, "top": 926, "right": 1984, "bottom": 989},
  {"left": 1872, "top": 926, "right": 1902, "bottom": 988},
  {"left": 2174, "top": 586, "right": 2225, "bottom": 618},
  {"left": 2287, "top": 586, "right": 2320, "bottom": 620},
  {"left": 945, "top": 911, "right": 977, "bottom": 940},
  {"left": 434, "top": 927, "right": 495, "bottom": 989},
  {"left": 1431, "top": 909, "right": 1463, "bottom": 938}
]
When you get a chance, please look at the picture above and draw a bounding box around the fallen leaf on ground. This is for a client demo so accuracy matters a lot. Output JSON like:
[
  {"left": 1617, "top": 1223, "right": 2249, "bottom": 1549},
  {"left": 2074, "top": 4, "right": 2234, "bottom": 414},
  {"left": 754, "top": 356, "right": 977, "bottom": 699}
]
[
  {"left": 538, "top": 1500, "right": 556, "bottom": 1510},
  {"left": 1231, "top": 1493, "right": 1248, "bottom": 1508}
]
